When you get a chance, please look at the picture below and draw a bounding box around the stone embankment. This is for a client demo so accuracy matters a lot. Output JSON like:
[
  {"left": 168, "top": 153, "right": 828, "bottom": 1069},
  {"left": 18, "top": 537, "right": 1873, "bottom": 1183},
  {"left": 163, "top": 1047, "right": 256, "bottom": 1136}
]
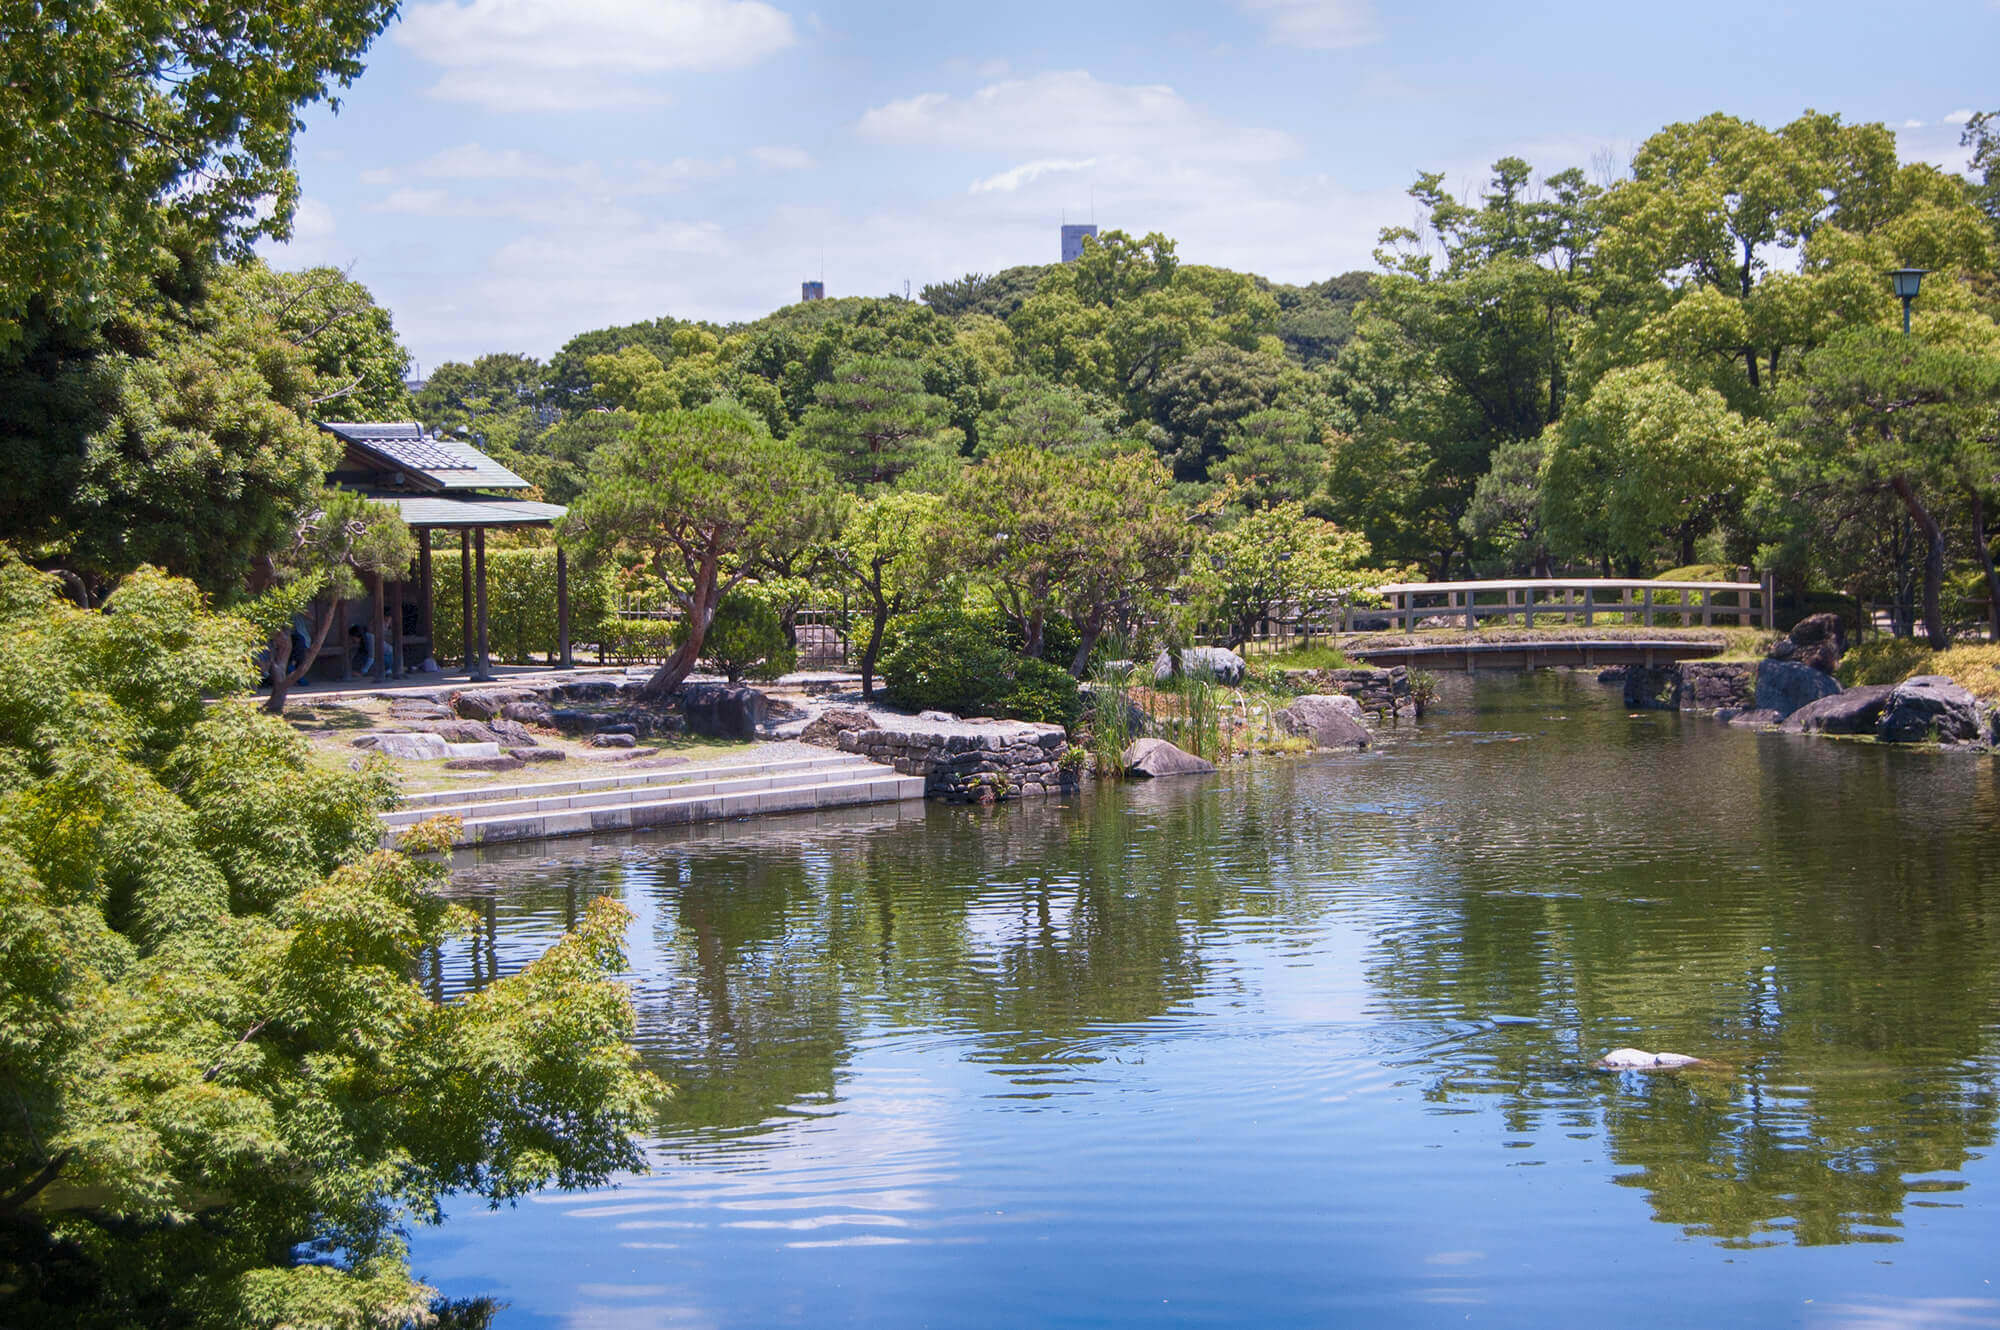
[
  {"left": 804, "top": 708, "right": 1077, "bottom": 802},
  {"left": 1278, "top": 666, "right": 1412, "bottom": 717}
]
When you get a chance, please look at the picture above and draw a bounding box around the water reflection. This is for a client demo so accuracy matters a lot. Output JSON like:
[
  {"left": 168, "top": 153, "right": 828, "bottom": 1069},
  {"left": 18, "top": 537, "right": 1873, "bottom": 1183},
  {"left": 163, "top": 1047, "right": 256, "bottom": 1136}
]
[{"left": 418, "top": 672, "right": 2000, "bottom": 1325}]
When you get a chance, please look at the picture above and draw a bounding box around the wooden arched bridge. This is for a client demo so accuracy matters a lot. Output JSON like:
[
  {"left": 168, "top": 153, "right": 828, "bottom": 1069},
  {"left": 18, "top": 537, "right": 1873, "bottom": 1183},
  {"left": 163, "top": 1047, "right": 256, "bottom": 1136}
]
[{"left": 1328, "top": 575, "right": 1775, "bottom": 673}]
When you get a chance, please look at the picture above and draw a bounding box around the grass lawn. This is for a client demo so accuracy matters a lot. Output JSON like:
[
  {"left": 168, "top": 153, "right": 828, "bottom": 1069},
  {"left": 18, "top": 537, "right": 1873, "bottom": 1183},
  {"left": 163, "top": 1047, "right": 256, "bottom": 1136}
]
[{"left": 1838, "top": 640, "right": 2000, "bottom": 705}]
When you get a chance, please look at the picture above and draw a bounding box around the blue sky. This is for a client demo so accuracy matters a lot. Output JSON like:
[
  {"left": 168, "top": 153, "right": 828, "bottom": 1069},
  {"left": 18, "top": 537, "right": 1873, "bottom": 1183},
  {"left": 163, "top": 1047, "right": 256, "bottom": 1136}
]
[{"left": 264, "top": 0, "right": 2000, "bottom": 373}]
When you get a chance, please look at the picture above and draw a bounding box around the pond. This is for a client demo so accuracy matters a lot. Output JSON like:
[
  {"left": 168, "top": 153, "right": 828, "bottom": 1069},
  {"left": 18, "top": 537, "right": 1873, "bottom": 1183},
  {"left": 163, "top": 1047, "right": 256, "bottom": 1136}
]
[{"left": 413, "top": 670, "right": 2000, "bottom": 1328}]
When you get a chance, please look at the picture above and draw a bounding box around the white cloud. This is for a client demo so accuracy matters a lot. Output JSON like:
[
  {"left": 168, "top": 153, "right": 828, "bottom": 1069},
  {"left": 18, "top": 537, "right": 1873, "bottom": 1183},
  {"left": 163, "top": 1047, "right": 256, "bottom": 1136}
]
[
  {"left": 856, "top": 70, "right": 1297, "bottom": 163},
  {"left": 969, "top": 158, "right": 1097, "bottom": 194},
  {"left": 395, "top": 0, "right": 796, "bottom": 111},
  {"left": 1901, "top": 119, "right": 1925, "bottom": 129},
  {"left": 1944, "top": 108, "right": 1975, "bottom": 125},
  {"left": 751, "top": 145, "right": 813, "bottom": 170},
  {"left": 1236, "top": 0, "right": 1381, "bottom": 49}
]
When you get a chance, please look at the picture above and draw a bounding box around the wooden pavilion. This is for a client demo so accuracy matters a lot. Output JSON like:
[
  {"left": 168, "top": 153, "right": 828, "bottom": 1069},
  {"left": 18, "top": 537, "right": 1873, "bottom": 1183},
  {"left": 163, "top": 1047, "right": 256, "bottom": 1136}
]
[{"left": 320, "top": 422, "right": 571, "bottom": 683}]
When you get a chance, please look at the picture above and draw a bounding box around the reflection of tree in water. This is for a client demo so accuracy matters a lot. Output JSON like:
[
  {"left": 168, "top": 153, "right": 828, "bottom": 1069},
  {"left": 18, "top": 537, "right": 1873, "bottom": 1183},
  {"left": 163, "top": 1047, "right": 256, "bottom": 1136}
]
[
  {"left": 1361, "top": 682, "right": 2000, "bottom": 1246},
  {"left": 438, "top": 773, "right": 1335, "bottom": 1138}
]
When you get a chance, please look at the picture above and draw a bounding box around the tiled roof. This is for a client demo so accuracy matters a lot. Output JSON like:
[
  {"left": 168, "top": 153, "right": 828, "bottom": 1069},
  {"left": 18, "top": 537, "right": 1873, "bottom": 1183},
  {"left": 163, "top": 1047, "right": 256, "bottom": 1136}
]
[{"left": 319, "top": 421, "right": 531, "bottom": 491}]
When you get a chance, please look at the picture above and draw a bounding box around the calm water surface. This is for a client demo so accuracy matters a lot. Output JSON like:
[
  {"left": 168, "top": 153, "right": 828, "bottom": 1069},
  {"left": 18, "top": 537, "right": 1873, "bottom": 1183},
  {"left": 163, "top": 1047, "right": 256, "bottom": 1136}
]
[{"left": 414, "top": 672, "right": 2000, "bottom": 1328}]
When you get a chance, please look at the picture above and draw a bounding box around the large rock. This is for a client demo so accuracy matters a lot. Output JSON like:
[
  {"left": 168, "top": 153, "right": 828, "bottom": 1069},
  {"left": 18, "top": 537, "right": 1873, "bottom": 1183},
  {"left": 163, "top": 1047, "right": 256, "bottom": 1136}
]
[
  {"left": 1773, "top": 612, "right": 1846, "bottom": 675},
  {"left": 589, "top": 732, "right": 637, "bottom": 749},
  {"left": 1121, "top": 737, "right": 1217, "bottom": 778},
  {"left": 423, "top": 719, "right": 502, "bottom": 745},
  {"left": 1152, "top": 646, "right": 1246, "bottom": 686},
  {"left": 1877, "top": 675, "right": 1983, "bottom": 743},
  {"left": 510, "top": 747, "right": 565, "bottom": 763},
  {"left": 452, "top": 689, "right": 529, "bottom": 722},
  {"left": 1755, "top": 659, "right": 1841, "bottom": 720},
  {"left": 800, "top": 706, "right": 877, "bottom": 748},
  {"left": 1781, "top": 684, "right": 1895, "bottom": 735},
  {"left": 489, "top": 717, "right": 538, "bottom": 747},
  {"left": 444, "top": 754, "right": 524, "bottom": 772},
  {"left": 1623, "top": 666, "right": 1681, "bottom": 711},
  {"left": 1275, "top": 695, "right": 1370, "bottom": 749},
  {"left": 680, "top": 683, "right": 767, "bottom": 739},
  {"left": 357, "top": 732, "right": 450, "bottom": 761},
  {"left": 501, "top": 699, "right": 556, "bottom": 728}
]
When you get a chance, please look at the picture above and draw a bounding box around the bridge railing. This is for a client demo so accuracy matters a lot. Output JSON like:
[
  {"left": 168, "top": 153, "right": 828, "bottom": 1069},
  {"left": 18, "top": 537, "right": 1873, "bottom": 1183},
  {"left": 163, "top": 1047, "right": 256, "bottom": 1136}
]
[{"left": 1358, "top": 575, "right": 1775, "bottom": 634}]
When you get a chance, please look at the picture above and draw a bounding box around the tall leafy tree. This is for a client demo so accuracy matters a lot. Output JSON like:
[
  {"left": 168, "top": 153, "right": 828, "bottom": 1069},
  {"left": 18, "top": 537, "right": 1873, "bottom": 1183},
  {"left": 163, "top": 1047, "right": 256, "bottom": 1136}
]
[
  {"left": 561, "top": 405, "right": 839, "bottom": 696},
  {"left": 1213, "top": 408, "right": 1329, "bottom": 511},
  {"left": 1192, "top": 501, "right": 1379, "bottom": 649},
  {"left": 796, "top": 354, "right": 951, "bottom": 486},
  {"left": 830, "top": 491, "right": 950, "bottom": 698},
  {"left": 954, "top": 446, "right": 1196, "bottom": 675},
  {"left": 246, "top": 264, "right": 413, "bottom": 419},
  {"left": 1540, "top": 366, "right": 1773, "bottom": 570},
  {"left": 0, "top": 558, "right": 659, "bottom": 1327},
  {"left": 1781, "top": 324, "right": 2000, "bottom": 645},
  {"left": 0, "top": 0, "right": 398, "bottom": 344}
]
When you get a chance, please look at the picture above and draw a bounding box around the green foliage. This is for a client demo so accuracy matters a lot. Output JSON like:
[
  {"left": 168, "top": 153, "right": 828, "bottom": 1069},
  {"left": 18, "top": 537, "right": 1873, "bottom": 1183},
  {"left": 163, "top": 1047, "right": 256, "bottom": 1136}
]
[
  {"left": 953, "top": 445, "right": 1195, "bottom": 673},
  {"left": 1147, "top": 344, "right": 1292, "bottom": 480},
  {"left": 674, "top": 591, "right": 794, "bottom": 682},
  {"left": 796, "top": 354, "right": 952, "bottom": 486},
  {"left": 0, "top": 257, "right": 342, "bottom": 600},
  {"left": 1262, "top": 642, "right": 1353, "bottom": 671},
  {"left": 245, "top": 264, "right": 413, "bottom": 419},
  {"left": 1001, "top": 657, "right": 1084, "bottom": 729},
  {"left": 1541, "top": 365, "right": 1775, "bottom": 568},
  {"left": 1192, "top": 502, "right": 1379, "bottom": 649},
  {"left": 0, "top": 557, "right": 662, "bottom": 1327},
  {"left": 0, "top": 0, "right": 399, "bottom": 343},
  {"left": 429, "top": 545, "right": 616, "bottom": 666},
  {"left": 878, "top": 606, "right": 1079, "bottom": 725},
  {"left": 1214, "top": 407, "right": 1328, "bottom": 510},
  {"left": 1084, "top": 666, "right": 1138, "bottom": 777},
  {"left": 561, "top": 403, "right": 839, "bottom": 692},
  {"left": 921, "top": 266, "right": 1057, "bottom": 320}
]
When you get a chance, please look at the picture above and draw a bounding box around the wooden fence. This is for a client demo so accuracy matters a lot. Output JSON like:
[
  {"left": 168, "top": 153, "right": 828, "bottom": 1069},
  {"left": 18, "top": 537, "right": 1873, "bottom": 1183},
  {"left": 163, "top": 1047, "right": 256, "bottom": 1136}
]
[{"left": 1364, "top": 575, "right": 1775, "bottom": 633}]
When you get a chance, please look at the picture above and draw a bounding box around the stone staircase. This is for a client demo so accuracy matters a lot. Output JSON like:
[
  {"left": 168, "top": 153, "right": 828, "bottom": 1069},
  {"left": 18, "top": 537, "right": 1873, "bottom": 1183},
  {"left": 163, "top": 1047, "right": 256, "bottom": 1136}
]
[{"left": 381, "top": 751, "right": 924, "bottom": 849}]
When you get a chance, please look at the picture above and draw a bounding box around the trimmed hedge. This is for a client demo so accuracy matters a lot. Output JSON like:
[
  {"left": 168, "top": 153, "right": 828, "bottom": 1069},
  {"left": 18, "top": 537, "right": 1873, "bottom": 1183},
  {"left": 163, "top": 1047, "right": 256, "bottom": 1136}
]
[
  {"left": 429, "top": 548, "right": 616, "bottom": 665},
  {"left": 880, "top": 606, "right": 1081, "bottom": 726}
]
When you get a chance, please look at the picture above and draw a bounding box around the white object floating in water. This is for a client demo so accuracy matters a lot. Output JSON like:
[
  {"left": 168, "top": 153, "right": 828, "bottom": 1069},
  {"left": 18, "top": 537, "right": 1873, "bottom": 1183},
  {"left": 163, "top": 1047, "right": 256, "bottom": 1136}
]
[{"left": 1595, "top": 1047, "right": 1702, "bottom": 1071}]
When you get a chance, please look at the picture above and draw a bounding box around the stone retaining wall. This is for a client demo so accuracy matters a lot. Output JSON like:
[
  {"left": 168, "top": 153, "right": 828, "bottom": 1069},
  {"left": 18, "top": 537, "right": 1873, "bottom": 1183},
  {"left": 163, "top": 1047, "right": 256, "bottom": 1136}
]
[
  {"left": 835, "top": 717, "right": 1079, "bottom": 802},
  {"left": 1281, "top": 666, "right": 1412, "bottom": 717}
]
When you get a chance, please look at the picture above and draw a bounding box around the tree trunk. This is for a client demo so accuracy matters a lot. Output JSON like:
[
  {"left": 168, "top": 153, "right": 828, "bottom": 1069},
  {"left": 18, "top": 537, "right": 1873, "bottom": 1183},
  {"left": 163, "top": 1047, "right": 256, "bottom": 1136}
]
[
  {"left": 262, "top": 599, "right": 339, "bottom": 715},
  {"left": 861, "top": 602, "right": 889, "bottom": 699},
  {"left": 1680, "top": 526, "right": 1697, "bottom": 567},
  {"left": 1974, "top": 490, "right": 2000, "bottom": 642},
  {"left": 1891, "top": 475, "right": 1948, "bottom": 647},
  {"left": 1069, "top": 620, "right": 1103, "bottom": 679},
  {"left": 641, "top": 545, "right": 722, "bottom": 699}
]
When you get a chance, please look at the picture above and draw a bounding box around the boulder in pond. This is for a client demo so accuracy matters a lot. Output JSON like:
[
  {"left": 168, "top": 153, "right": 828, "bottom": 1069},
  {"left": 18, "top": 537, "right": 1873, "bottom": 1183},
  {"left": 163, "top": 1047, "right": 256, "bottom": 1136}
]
[
  {"left": 1781, "top": 684, "right": 1894, "bottom": 735},
  {"left": 1876, "top": 675, "right": 1983, "bottom": 744},
  {"left": 1594, "top": 1048, "right": 1703, "bottom": 1071},
  {"left": 1121, "top": 737, "right": 1217, "bottom": 778},
  {"left": 1726, "top": 708, "right": 1783, "bottom": 728},
  {"left": 681, "top": 682, "right": 769, "bottom": 739},
  {"left": 1275, "top": 696, "right": 1370, "bottom": 750},
  {"left": 1755, "top": 659, "right": 1841, "bottom": 719},
  {"left": 1153, "top": 646, "right": 1246, "bottom": 686}
]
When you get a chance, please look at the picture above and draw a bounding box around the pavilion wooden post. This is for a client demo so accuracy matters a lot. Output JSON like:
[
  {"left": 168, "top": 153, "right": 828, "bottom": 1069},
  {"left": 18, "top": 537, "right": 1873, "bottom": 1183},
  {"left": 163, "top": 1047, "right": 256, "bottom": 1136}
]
[
  {"left": 371, "top": 574, "right": 387, "bottom": 685},
  {"left": 460, "top": 529, "right": 478, "bottom": 679},
  {"left": 556, "top": 545, "right": 572, "bottom": 669},
  {"left": 336, "top": 597, "right": 351, "bottom": 680},
  {"left": 391, "top": 577, "right": 406, "bottom": 678},
  {"left": 418, "top": 531, "right": 434, "bottom": 661},
  {"left": 473, "top": 526, "right": 491, "bottom": 679}
]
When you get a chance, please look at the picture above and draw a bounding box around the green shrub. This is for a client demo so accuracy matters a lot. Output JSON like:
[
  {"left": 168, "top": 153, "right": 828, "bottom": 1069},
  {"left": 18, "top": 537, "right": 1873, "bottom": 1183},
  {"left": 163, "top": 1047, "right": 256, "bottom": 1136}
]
[
  {"left": 675, "top": 592, "right": 795, "bottom": 682},
  {"left": 880, "top": 606, "right": 1083, "bottom": 725},
  {"left": 429, "top": 546, "right": 615, "bottom": 664},
  {"left": 881, "top": 607, "right": 1016, "bottom": 714},
  {"left": 1003, "top": 656, "right": 1083, "bottom": 728}
]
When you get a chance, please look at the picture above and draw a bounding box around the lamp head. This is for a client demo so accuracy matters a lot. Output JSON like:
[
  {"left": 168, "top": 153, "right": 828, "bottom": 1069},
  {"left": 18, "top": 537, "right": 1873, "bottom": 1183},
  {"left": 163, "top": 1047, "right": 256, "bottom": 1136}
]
[{"left": 1888, "top": 267, "right": 1930, "bottom": 300}]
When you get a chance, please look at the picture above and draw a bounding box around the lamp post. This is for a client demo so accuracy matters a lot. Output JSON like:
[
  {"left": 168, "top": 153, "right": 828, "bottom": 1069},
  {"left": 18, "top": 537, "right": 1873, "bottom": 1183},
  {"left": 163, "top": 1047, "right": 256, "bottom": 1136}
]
[{"left": 1888, "top": 267, "right": 1929, "bottom": 336}]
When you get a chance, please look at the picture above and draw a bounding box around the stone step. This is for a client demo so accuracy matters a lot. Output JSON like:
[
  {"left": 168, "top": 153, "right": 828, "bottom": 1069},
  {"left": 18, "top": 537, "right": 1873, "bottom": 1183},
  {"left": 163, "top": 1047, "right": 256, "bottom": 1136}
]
[
  {"left": 381, "top": 758, "right": 887, "bottom": 827},
  {"left": 391, "top": 770, "right": 926, "bottom": 848},
  {"left": 394, "top": 752, "right": 877, "bottom": 814}
]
